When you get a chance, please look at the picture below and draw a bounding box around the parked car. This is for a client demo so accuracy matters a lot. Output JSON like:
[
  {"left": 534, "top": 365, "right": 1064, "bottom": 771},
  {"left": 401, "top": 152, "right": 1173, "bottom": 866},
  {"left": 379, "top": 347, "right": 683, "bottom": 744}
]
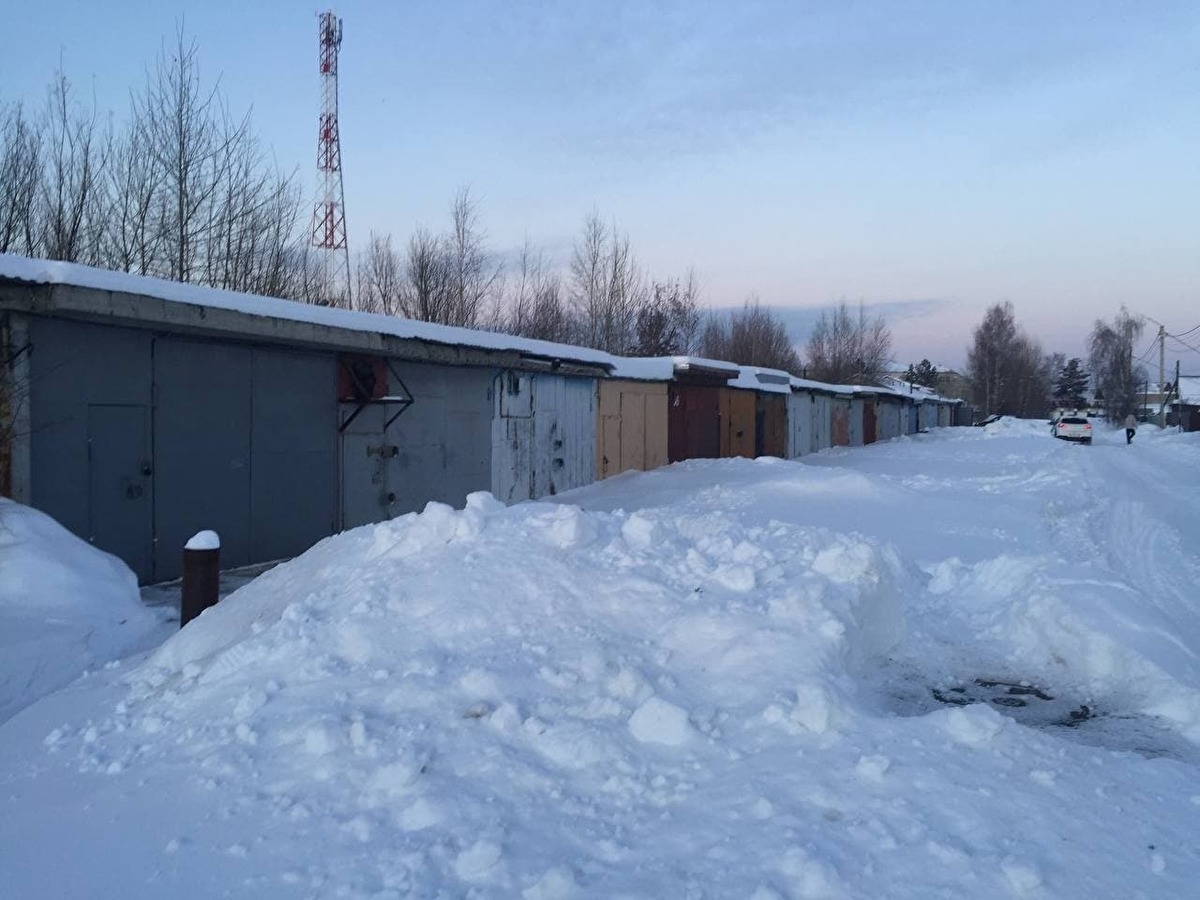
[{"left": 1052, "top": 416, "right": 1092, "bottom": 444}]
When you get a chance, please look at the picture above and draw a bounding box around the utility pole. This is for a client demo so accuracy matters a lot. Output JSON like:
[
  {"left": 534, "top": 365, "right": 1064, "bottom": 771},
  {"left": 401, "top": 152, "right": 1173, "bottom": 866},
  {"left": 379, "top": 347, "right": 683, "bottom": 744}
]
[
  {"left": 1158, "top": 325, "right": 1166, "bottom": 427},
  {"left": 1175, "top": 360, "right": 1181, "bottom": 433}
]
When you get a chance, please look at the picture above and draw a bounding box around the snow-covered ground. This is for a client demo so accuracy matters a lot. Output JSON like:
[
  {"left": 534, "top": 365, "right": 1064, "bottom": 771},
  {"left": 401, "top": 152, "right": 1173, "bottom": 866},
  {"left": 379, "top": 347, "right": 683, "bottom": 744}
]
[
  {"left": 0, "top": 499, "right": 172, "bottom": 724},
  {"left": 2, "top": 419, "right": 1199, "bottom": 898}
]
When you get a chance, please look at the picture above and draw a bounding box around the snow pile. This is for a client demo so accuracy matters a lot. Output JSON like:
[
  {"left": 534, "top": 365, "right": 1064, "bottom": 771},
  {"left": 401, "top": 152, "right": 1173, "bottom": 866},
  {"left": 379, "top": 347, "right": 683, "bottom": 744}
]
[
  {"left": 0, "top": 499, "right": 164, "bottom": 723},
  {"left": 6, "top": 424, "right": 1200, "bottom": 897},
  {"left": 49, "top": 491, "right": 913, "bottom": 894}
]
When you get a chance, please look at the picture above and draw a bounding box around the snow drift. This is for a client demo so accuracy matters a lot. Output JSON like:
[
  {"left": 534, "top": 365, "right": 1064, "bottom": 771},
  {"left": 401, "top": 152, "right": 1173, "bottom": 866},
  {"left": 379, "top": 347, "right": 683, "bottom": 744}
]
[
  {"left": 6, "top": 419, "right": 1200, "bottom": 898},
  {"left": 0, "top": 498, "right": 163, "bottom": 723}
]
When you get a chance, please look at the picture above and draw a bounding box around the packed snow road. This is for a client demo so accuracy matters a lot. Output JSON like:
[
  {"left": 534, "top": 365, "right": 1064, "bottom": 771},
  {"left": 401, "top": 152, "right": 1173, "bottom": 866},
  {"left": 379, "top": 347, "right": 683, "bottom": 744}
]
[{"left": 1, "top": 418, "right": 1198, "bottom": 899}]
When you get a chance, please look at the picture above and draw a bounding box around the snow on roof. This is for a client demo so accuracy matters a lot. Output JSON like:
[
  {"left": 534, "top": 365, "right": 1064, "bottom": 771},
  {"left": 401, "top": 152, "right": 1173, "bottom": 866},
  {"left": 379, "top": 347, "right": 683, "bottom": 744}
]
[
  {"left": 1177, "top": 376, "right": 1200, "bottom": 405},
  {"left": 0, "top": 253, "right": 964, "bottom": 402},
  {"left": 878, "top": 374, "right": 959, "bottom": 403},
  {"left": 730, "top": 365, "right": 793, "bottom": 394},
  {"left": 0, "top": 253, "right": 619, "bottom": 371}
]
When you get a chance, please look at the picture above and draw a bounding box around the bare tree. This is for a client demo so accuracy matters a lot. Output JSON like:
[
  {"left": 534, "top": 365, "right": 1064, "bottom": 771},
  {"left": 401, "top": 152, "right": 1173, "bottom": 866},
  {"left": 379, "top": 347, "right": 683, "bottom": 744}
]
[
  {"left": 243, "top": 174, "right": 304, "bottom": 298},
  {"left": 967, "top": 302, "right": 1017, "bottom": 414},
  {"left": 525, "top": 272, "right": 575, "bottom": 343},
  {"left": 805, "top": 301, "right": 892, "bottom": 384},
  {"left": 136, "top": 27, "right": 236, "bottom": 282},
  {"left": 0, "top": 103, "right": 43, "bottom": 255},
  {"left": 504, "top": 237, "right": 541, "bottom": 336},
  {"left": 569, "top": 211, "right": 645, "bottom": 353},
  {"left": 356, "top": 232, "right": 405, "bottom": 315},
  {"left": 501, "top": 238, "right": 576, "bottom": 342},
  {"left": 400, "top": 227, "right": 451, "bottom": 323},
  {"left": 101, "top": 112, "right": 166, "bottom": 274},
  {"left": 201, "top": 121, "right": 291, "bottom": 293},
  {"left": 1010, "top": 334, "right": 1052, "bottom": 418},
  {"left": 2, "top": 32, "right": 309, "bottom": 304},
  {"left": 570, "top": 212, "right": 607, "bottom": 344},
  {"left": 700, "top": 296, "right": 802, "bottom": 373},
  {"left": 276, "top": 244, "right": 334, "bottom": 305},
  {"left": 38, "top": 74, "right": 108, "bottom": 263},
  {"left": 631, "top": 273, "right": 701, "bottom": 357},
  {"left": 443, "top": 187, "right": 502, "bottom": 328},
  {"left": 1089, "top": 307, "right": 1145, "bottom": 422}
]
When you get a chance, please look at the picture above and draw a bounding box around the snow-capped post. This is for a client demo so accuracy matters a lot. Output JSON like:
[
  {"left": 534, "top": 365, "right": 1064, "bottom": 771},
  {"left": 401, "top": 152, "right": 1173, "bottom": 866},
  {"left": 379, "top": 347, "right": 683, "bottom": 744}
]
[{"left": 180, "top": 530, "right": 221, "bottom": 628}]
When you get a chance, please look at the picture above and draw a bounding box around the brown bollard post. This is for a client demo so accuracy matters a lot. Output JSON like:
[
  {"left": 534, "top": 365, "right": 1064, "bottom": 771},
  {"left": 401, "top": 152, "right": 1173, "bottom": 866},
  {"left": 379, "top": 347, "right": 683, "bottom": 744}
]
[{"left": 180, "top": 530, "right": 221, "bottom": 628}]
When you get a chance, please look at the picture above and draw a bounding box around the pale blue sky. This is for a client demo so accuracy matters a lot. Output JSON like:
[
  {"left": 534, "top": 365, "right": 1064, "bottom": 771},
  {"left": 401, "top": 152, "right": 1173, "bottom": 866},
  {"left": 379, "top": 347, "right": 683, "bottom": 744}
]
[{"left": 7, "top": 1, "right": 1199, "bottom": 371}]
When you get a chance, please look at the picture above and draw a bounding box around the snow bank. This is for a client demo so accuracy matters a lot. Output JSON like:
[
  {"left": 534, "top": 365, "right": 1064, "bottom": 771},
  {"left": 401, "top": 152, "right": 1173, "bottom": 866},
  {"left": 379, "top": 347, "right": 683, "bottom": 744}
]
[
  {"left": 45, "top": 488, "right": 910, "bottom": 895},
  {"left": 9, "top": 423, "right": 1200, "bottom": 898},
  {"left": 0, "top": 499, "right": 162, "bottom": 723}
]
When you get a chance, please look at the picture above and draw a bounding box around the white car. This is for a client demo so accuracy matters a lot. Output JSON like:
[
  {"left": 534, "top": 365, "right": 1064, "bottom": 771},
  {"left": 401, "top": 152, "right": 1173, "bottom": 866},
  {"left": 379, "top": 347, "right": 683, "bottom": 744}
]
[{"left": 1052, "top": 416, "right": 1092, "bottom": 444}]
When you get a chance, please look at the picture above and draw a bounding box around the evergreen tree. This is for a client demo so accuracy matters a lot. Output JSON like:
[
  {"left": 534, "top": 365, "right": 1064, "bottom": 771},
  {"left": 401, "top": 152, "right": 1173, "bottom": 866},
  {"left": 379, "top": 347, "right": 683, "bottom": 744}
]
[
  {"left": 1053, "top": 358, "right": 1089, "bottom": 410},
  {"left": 904, "top": 358, "right": 939, "bottom": 389}
]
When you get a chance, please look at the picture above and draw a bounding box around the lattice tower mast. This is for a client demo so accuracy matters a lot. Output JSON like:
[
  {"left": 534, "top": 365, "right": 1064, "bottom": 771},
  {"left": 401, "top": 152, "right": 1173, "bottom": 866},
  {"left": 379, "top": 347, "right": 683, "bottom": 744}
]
[{"left": 310, "top": 10, "right": 351, "bottom": 306}]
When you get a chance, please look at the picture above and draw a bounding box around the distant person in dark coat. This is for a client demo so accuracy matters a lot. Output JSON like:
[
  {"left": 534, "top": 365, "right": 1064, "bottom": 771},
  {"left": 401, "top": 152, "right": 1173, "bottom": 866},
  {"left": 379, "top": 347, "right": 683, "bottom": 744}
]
[{"left": 1125, "top": 413, "right": 1138, "bottom": 444}]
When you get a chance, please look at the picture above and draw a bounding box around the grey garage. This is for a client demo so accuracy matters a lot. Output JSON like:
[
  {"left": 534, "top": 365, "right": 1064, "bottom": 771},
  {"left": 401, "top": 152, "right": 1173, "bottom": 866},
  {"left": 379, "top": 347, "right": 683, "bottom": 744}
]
[{"left": 0, "top": 258, "right": 609, "bottom": 583}]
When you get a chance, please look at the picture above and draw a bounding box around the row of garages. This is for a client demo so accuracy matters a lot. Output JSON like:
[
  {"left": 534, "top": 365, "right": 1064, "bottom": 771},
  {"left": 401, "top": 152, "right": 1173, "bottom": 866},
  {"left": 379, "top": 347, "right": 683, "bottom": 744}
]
[{"left": 0, "top": 255, "right": 961, "bottom": 584}]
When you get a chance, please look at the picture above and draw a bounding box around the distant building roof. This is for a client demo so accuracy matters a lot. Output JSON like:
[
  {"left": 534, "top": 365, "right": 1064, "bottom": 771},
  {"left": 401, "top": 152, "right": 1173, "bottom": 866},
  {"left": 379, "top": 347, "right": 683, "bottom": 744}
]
[{"left": 1177, "top": 376, "right": 1200, "bottom": 405}]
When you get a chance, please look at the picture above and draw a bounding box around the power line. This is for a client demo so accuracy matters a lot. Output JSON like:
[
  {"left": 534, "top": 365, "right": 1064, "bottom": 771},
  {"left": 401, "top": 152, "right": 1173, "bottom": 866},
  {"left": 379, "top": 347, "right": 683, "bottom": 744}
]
[
  {"left": 1167, "top": 334, "right": 1200, "bottom": 355},
  {"left": 1133, "top": 338, "right": 1158, "bottom": 364},
  {"left": 1131, "top": 309, "right": 1200, "bottom": 341}
]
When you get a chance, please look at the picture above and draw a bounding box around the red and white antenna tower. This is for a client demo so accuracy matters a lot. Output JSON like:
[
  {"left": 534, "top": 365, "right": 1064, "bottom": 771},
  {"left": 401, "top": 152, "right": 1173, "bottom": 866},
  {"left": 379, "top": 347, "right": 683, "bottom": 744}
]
[{"left": 310, "top": 10, "right": 351, "bottom": 306}]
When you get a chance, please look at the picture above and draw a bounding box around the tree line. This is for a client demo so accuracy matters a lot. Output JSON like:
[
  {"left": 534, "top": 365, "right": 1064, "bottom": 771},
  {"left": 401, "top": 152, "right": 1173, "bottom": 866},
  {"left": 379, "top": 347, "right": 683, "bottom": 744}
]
[
  {"left": 4, "top": 30, "right": 906, "bottom": 382},
  {"left": 1, "top": 35, "right": 304, "bottom": 299},
  {"left": 966, "top": 301, "right": 1146, "bottom": 422},
  {"left": 10, "top": 29, "right": 1165, "bottom": 420}
]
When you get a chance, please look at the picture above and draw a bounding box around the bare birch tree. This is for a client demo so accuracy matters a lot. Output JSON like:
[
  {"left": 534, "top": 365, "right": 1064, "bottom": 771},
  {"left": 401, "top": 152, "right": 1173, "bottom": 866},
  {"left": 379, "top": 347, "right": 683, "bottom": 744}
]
[
  {"left": 569, "top": 211, "right": 645, "bottom": 353},
  {"left": 443, "top": 187, "right": 502, "bottom": 328},
  {"left": 1089, "top": 307, "right": 1145, "bottom": 422}
]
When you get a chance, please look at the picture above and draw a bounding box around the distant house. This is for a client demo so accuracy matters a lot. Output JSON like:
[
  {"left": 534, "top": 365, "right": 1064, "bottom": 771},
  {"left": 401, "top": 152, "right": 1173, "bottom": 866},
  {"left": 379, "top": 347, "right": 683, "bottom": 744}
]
[
  {"left": 1171, "top": 377, "right": 1200, "bottom": 432},
  {"left": 885, "top": 366, "right": 971, "bottom": 403}
]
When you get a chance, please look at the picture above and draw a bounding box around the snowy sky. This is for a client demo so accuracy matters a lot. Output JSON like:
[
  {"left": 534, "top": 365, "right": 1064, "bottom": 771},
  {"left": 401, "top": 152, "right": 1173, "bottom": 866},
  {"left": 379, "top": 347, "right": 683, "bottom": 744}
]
[
  {"left": 7, "top": 1, "right": 1200, "bottom": 371},
  {"left": 4, "top": 420, "right": 1200, "bottom": 896}
]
